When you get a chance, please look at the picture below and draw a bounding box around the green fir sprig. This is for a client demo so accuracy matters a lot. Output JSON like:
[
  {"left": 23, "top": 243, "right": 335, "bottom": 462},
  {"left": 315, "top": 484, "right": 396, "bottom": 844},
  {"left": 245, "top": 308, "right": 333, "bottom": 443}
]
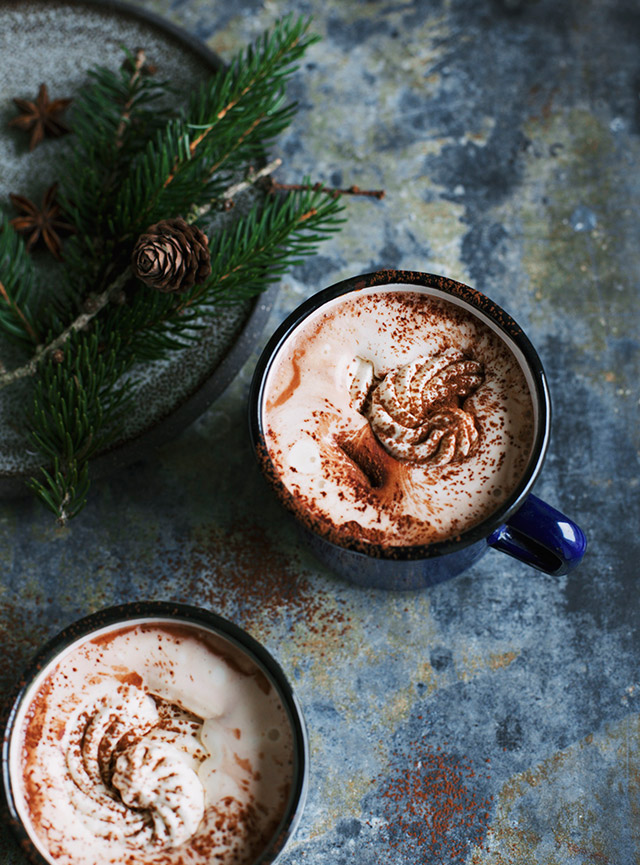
[
  {"left": 115, "top": 185, "right": 345, "bottom": 363},
  {"left": 26, "top": 331, "right": 134, "bottom": 523},
  {"left": 0, "top": 15, "right": 363, "bottom": 523}
]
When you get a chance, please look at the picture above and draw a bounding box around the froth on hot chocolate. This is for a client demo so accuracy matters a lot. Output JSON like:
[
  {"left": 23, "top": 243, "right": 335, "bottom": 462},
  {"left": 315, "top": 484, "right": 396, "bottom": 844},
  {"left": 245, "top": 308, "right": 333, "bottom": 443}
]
[
  {"left": 261, "top": 287, "right": 535, "bottom": 547},
  {"left": 11, "top": 622, "right": 294, "bottom": 865}
]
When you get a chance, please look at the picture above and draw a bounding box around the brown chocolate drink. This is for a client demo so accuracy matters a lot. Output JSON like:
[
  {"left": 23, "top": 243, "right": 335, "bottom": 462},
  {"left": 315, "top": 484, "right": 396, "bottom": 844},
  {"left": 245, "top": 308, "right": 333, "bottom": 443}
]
[
  {"left": 9, "top": 620, "right": 295, "bottom": 865},
  {"left": 261, "top": 285, "right": 535, "bottom": 549}
]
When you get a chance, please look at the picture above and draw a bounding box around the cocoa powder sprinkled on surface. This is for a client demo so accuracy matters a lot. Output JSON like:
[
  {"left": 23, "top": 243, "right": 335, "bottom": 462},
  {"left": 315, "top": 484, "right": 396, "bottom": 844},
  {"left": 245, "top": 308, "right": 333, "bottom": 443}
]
[
  {"left": 375, "top": 738, "right": 493, "bottom": 862},
  {"left": 162, "top": 522, "right": 352, "bottom": 644}
]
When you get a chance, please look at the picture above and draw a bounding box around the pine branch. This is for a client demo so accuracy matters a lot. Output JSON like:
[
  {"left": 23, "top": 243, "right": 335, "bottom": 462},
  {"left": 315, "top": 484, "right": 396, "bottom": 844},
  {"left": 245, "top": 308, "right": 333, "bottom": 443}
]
[
  {"left": 201, "top": 183, "right": 347, "bottom": 305},
  {"left": 0, "top": 267, "right": 131, "bottom": 390},
  {"left": 28, "top": 457, "right": 91, "bottom": 525},
  {"left": 114, "top": 49, "right": 150, "bottom": 147},
  {"left": 27, "top": 330, "right": 134, "bottom": 523},
  {"left": 49, "top": 16, "right": 318, "bottom": 317},
  {"left": 56, "top": 48, "right": 171, "bottom": 310},
  {"left": 117, "top": 14, "right": 317, "bottom": 232},
  {"left": 183, "top": 13, "right": 315, "bottom": 168},
  {"left": 116, "top": 184, "right": 345, "bottom": 361},
  {"left": 0, "top": 157, "right": 289, "bottom": 389},
  {"left": 21, "top": 180, "right": 345, "bottom": 522}
]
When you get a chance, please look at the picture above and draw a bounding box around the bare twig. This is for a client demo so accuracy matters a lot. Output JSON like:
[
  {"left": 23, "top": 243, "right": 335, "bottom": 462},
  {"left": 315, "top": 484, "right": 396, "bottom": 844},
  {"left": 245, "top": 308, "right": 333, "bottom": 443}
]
[
  {"left": 0, "top": 267, "right": 131, "bottom": 391},
  {"left": 188, "top": 157, "right": 283, "bottom": 222},
  {"left": 267, "top": 178, "right": 385, "bottom": 200},
  {"left": 223, "top": 158, "right": 283, "bottom": 201},
  {"left": 0, "top": 158, "right": 285, "bottom": 391}
]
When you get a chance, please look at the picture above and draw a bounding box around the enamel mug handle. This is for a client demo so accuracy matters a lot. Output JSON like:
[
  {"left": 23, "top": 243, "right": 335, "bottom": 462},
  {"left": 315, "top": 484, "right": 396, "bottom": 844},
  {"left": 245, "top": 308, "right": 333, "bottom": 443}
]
[{"left": 487, "top": 494, "right": 587, "bottom": 576}]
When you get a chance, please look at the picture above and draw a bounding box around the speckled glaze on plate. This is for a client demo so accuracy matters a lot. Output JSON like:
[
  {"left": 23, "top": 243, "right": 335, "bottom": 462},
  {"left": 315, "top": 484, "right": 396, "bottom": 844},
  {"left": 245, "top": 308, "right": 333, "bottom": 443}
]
[{"left": 0, "top": 0, "right": 277, "bottom": 496}]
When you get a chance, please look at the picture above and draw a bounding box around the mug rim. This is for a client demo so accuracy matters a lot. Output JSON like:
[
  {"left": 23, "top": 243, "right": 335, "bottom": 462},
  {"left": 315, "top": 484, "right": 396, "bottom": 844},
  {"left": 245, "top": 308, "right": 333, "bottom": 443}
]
[
  {"left": 1, "top": 600, "right": 309, "bottom": 865},
  {"left": 248, "top": 269, "right": 551, "bottom": 561}
]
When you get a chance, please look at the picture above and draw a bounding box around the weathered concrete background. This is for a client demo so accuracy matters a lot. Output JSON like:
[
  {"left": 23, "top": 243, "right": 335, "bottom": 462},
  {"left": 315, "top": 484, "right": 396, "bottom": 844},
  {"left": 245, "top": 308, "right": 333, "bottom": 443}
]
[{"left": 2, "top": 1, "right": 639, "bottom": 863}]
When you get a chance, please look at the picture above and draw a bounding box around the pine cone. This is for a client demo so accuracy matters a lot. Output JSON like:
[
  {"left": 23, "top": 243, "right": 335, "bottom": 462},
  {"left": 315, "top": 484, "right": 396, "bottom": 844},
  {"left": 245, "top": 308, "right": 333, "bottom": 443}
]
[{"left": 131, "top": 217, "right": 211, "bottom": 293}]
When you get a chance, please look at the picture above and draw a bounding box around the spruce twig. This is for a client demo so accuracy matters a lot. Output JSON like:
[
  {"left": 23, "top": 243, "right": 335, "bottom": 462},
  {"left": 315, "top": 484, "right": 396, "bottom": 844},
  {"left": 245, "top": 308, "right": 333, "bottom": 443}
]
[
  {"left": 114, "top": 49, "right": 147, "bottom": 147},
  {"left": 27, "top": 330, "right": 134, "bottom": 524},
  {"left": 0, "top": 279, "right": 38, "bottom": 343},
  {"left": 188, "top": 157, "right": 283, "bottom": 221},
  {"left": 124, "top": 14, "right": 317, "bottom": 234},
  {"left": 0, "top": 267, "right": 131, "bottom": 390},
  {"left": 0, "top": 157, "right": 294, "bottom": 390},
  {"left": 267, "top": 178, "right": 386, "bottom": 200}
]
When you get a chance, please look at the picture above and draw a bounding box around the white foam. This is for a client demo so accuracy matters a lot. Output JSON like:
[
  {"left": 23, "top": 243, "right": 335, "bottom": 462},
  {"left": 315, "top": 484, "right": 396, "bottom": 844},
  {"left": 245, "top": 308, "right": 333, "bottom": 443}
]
[
  {"left": 10, "top": 621, "right": 294, "bottom": 865},
  {"left": 262, "top": 285, "right": 535, "bottom": 547}
]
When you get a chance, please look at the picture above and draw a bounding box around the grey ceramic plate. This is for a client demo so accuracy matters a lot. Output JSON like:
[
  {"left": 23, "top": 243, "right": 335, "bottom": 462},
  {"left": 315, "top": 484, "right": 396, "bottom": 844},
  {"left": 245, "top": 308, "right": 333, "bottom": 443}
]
[{"left": 0, "top": 0, "right": 276, "bottom": 496}]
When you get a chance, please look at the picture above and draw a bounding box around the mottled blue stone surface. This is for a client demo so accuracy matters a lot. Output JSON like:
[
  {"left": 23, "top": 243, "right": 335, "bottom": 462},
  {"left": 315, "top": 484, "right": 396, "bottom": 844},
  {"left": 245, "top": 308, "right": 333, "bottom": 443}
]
[{"left": 1, "top": 1, "right": 639, "bottom": 863}]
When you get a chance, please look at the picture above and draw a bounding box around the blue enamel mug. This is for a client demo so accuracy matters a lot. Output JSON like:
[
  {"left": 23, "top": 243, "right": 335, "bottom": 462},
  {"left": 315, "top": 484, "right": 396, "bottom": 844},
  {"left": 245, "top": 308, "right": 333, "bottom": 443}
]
[{"left": 248, "top": 270, "right": 586, "bottom": 590}]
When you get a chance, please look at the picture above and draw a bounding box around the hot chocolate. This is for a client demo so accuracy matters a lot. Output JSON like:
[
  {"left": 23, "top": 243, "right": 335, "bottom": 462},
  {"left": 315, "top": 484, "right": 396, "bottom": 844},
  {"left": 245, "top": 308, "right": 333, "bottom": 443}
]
[
  {"left": 261, "top": 286, "right": 535, "bottom": 548},
  {"left": 8, "top": 619, "right": 295, "bottom": 865}
]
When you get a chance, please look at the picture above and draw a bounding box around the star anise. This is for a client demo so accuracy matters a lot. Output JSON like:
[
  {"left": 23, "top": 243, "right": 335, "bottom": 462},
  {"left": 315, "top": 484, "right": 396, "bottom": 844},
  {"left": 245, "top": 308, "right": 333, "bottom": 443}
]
[
  {"left": 10, "top": 184, "right": 75, "bottom": 260},
  {"left": 8, "top": 83, "right": 72, "bottom": 151}
]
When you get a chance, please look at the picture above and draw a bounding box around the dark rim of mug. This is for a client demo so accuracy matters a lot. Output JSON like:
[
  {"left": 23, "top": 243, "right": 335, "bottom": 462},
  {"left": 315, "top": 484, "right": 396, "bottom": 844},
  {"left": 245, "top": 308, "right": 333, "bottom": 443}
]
[
  {"left": 248, "top": 269, "right": 551, "bottom": 561},
  {"left": 1, "top": 601, "right": 309, "bottom": 865}
]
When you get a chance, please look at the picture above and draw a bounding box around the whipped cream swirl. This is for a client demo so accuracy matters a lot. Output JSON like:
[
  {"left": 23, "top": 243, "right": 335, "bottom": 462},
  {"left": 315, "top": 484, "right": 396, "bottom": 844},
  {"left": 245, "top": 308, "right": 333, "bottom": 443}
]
[
  {"left": 349, "top": 347, "right": 484, "bottom": 464},
  {"left": 64, "top": 684, "right": 205, "bottom": 851}
]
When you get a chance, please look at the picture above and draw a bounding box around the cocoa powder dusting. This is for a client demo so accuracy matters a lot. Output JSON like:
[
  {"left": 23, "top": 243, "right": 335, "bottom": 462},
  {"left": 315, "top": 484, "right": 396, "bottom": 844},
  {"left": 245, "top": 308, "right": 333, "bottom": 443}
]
[
  {"left": 163, "top": 522, "right": 351, "bottom": 644},
  {"left": 116, "top": 670, "right": 144, "bottom": 688},
  {"left": 261, "top": 287, "right": 534, "bottom": 552},
  {"left": 375, "top": 738, "right": 493, "bottom": 862},
  {"left": 20, "top": 676, "right": 55, "bottom": 833}
]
